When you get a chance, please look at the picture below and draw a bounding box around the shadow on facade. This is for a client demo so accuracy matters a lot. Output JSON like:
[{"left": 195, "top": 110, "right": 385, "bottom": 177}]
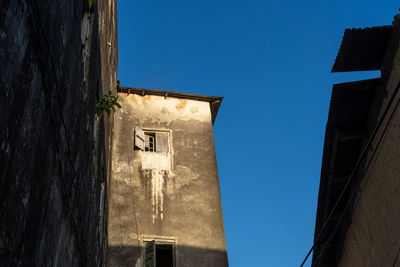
[{"left": 107, "top": 245, "right": 229, "bottom": 267}]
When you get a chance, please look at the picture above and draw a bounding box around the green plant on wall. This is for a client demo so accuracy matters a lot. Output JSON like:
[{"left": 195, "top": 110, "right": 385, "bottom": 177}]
[
  {"left": 96, "top": 91, "right": 121, "bottom": 117},
  {"left": 88, "top": 0, "right": 96, "bottom": 8}
]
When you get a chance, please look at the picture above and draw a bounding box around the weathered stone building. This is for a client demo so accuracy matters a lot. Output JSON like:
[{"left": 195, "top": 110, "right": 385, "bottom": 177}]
[
  {"left": 107, "top": 87, "right": 229, "bottom": 266},
  {"left": 312, "top": 14, "right": 400, "bottom": 266}
]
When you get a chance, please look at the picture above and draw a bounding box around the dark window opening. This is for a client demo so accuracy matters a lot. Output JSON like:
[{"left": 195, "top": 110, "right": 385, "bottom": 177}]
[
  {"left": 156, "top": 244, "right": 174, "bottom": 267},
  {"left": 144, "top": 241, "right": 174, "bottom": 267}
]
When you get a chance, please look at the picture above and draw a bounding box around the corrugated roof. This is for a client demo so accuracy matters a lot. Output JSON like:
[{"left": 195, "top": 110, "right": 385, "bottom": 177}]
[
  {"left": 312, "top": 78, "right": 380, "bottom": 266},
  {"left": 332, "top": 26, "right": 392, "bottom": 72},
  {"left": 117, "top": 86, "right": 223, "bottom": 125}
]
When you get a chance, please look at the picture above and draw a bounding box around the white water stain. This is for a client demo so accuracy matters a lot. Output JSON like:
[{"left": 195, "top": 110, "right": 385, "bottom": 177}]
[{"left": 149, "top": 169, "right": 167, "bottom": 223}]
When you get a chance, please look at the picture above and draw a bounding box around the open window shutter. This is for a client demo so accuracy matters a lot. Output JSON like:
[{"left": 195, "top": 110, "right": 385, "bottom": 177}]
[
  {"left": 156, "top": 132, "right": 169, "bottom": 152},
  {"left": 144, "top": 240, "right": 156, "bottom": 267},
  {"left": 134, "top": 127, "right": 145, "bottom": 151}
]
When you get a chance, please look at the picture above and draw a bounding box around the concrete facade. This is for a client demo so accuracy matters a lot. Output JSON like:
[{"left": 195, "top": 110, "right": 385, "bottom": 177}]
[
  {"left": 312, "top": 14, "right": 400, "bottom": 267},
  {"left": 107, "top": 90, "right": 228, "bottom": 266}
]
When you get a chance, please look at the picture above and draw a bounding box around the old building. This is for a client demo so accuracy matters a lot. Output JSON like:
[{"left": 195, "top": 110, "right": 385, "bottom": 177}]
[
  {"left": 107, "top": 87, "right": 229, "bottom": 267},
  {"left": 1, "top": 1, "right": 229, "bottom": 266},
  {"left": 311, "top": 14, "right": 400, "bottom": 266}
]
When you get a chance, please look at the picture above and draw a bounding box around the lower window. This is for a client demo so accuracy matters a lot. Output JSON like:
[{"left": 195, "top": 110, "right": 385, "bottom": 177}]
[{"left": 144, "top": 240, "right": 175, "bottom": 267}]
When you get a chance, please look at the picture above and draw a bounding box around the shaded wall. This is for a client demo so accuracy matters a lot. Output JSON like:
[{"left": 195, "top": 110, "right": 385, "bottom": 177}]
[
  {"left": 108, "top": 94, "right": 228, "bottom": 266},
  {"left": 334, "top": 16, "right": 400, "bottom": 267},
  {"left": 0, "top": 0, "right": 118, "bottom": 266}
]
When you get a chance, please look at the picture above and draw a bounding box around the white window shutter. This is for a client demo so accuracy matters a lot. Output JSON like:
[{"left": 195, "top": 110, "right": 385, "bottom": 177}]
[
  {"left": 134, "top": 127, "right": 145, "bottom": 151},
  {"left": 156, "top": 132, "right": 169, "bottom": 152}
]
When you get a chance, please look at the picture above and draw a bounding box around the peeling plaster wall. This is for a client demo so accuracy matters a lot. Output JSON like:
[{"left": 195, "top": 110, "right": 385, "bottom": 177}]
[
  {"left": 108, "top": 94, "right": 228, "bottom": 266},
  {"left": 0, "top": 0, "right": 118, "bottom": 266}
]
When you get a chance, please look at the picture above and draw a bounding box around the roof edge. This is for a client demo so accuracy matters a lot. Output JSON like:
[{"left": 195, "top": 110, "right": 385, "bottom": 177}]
[
  {"left": 331, "top": 25, "right": 392, "bottom": 73},
  {"left": 332, "top": 77, "right": 382, "bottom": 88},
  {"left": 117, "top": 85, "right": 223, "bottom": 125}
]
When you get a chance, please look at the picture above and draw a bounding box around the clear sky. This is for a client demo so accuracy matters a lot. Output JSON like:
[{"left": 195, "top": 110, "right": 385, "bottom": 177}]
[{"left": 116, "top": 1, "right": 399, "bottom": 266}]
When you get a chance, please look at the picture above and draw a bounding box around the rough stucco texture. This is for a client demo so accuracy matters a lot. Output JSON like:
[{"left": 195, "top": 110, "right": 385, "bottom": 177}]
[
  {"left": 108, "top": 94, "right": 229, "bottom": 266},
  {"left": 0, "top": 0, "right": 117, "bottom": 266}
]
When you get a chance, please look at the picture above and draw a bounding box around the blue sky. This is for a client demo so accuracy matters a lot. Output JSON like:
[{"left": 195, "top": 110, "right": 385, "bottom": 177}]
[{"left": 117, "top": 1, "right": 399, "bottom": 266}]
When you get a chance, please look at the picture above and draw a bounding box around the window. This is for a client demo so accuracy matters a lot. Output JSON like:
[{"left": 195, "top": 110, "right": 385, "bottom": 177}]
[
  {"left": 144, "top": 133, "right": 155, "bottom": 152},
  {"left": 144, "top": 240, "right": 175, "bottom": 267},
  {"left": 134, "top": 127, "right": 169, "bottom": 153}
]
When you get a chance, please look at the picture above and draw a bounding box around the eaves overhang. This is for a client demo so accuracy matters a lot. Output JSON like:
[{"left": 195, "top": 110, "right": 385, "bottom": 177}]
[
  {"left": 117, "top": 86, "right": 223, "bottom": 125},
  {"left": 332, "top": 26, "right": 392, "bottom": 72}
]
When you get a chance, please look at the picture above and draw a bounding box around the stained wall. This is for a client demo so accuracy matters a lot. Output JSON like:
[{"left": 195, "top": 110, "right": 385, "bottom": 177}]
[{"left": 108, "top": 93, "right": 228, "bottom": 266}]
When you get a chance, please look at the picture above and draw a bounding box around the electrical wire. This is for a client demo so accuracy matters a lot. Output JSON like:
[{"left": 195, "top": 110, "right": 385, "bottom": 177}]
[
  {"left": 392, "top": 246, "right": 400, "bottom": 267},
  {"left": 300, "top": 79, "right": 400, "bottom": 267}
]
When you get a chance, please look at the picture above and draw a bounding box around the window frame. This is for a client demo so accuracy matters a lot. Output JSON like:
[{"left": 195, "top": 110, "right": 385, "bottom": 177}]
[
  {"left": 142, "top": 237, "right": 177, "bottom": 267},
  {"left": 144, "top": 132, "right": 156, "bottom": 152},
  {"left": 134, "top": 128, "right": 171, "bottom": 153}
]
